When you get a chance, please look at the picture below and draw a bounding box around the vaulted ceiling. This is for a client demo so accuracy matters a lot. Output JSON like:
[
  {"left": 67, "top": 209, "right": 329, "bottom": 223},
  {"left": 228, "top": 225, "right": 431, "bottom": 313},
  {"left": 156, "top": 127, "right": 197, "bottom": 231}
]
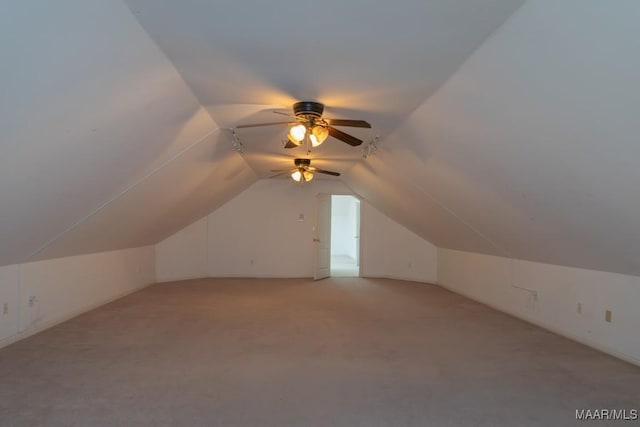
[{"left": 2, "top": 1, "right": 639, "bottom": 276}]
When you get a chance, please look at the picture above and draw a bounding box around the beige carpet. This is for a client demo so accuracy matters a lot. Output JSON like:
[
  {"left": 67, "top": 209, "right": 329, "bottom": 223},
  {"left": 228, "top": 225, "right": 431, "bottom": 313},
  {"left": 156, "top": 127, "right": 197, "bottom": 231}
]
[{"left": 0, "top": 277, "right": 638, "bottom": 426}]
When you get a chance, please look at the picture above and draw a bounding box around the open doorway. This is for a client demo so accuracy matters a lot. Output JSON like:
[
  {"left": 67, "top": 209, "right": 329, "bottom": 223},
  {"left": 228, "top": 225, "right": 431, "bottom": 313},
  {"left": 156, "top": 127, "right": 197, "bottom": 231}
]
[{"left": 330, "top": 195, "right": 360, "bottom": 277}]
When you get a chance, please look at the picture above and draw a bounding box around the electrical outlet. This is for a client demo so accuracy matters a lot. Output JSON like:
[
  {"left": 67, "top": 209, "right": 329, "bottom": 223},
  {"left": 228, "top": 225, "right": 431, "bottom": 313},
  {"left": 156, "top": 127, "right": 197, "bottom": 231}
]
[
  {"left": 577, "top": 303, "right": 582, "bottom": 314},
  {"left": 3, "top": 302, "right": 7, "bottom": 315},
  {"left": 605, "top": 310, "right": 612, "bottom": 323}
]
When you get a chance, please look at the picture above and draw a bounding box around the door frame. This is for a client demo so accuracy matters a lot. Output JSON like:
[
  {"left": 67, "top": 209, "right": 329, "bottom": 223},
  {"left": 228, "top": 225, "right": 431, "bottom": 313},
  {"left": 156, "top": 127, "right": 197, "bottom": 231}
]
[
  {"left": 314, "top": 193, "right": 331, "bottom": 280},
  {"left": 320, "top": 192, "right": 363, "bottom": 278}
]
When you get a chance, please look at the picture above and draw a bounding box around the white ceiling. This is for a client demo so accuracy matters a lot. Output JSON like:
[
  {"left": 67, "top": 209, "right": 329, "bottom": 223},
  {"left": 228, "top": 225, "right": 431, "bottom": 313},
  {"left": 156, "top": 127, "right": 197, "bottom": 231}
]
[
  {"left": 3, "top": 0, "right": 640, "bottom": 277},
  {"left": 124, "top": 0, "right": 525, "bottom": 176},
  {"left": 345, "top": 0, "right": 640, "bottom": 275},
  {"left": 0, "top": 1, "right": 253, "bottom": 264}
]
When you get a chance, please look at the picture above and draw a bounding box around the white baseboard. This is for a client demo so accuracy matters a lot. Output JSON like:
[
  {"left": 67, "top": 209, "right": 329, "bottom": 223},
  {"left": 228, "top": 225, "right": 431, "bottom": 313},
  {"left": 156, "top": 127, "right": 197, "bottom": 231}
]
[
  {"left": 437, "top": 282, "right": 640, "bottom": 368},
  {"left": 0, "top": 281, "right": 155, "bottom": 350},
  {"left": 362, "top": 274, "right": 436, "bottom": 284},
  {"left": 156, "top": 274, "right": 208, "bottom": 283},
  {"left": 161, "top": 274, "right": 436, "bottom": 282},
  {"left": 209, "top": 274, "right": 312, "bottom": 279}
]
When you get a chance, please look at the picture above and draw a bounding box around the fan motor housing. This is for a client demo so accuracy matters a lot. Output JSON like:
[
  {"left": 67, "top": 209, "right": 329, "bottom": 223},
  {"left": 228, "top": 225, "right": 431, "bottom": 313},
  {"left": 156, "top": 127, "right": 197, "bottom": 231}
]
[
  {"left": 294, "top": 158, "right": 311, "bottom": 167},
  {"left": 293, "top": 101, "right": 324, "bottom": 118}
]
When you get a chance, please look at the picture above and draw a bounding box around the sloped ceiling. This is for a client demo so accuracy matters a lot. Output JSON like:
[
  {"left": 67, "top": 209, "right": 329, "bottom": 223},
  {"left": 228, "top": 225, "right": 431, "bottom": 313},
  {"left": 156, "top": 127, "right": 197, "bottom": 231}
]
[
  {"left": 3, "top": 0, "right": 639, "bottom": 277},
  {"left": 0, "top": 1, "right": 255, "bottom": 265},
  {"left": 347, "top": 0, "right": 640, "bottom": 275}
]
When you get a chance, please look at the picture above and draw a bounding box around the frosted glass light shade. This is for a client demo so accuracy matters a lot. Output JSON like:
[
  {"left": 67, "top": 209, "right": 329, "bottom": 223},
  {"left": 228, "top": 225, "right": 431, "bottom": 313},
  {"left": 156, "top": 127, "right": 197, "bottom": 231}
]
[
  {"left": 289, "top": 124, "right": 306, "bottom": 143},
  {"left": 287, "top": 134, "right": 302, "bottom": 146},
  {"left": 310, "top": 125, "right": 328, "bottom": 147},
  {"left": 291, "top": 169, "right": 314, "bottom": 182}
]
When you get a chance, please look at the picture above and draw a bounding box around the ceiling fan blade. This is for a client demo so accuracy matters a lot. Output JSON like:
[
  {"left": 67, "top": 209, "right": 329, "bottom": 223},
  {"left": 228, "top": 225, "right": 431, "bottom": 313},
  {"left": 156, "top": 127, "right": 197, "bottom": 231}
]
[
  {"left": 309, "top": 167, "right": 340, "bottom": 177},
  {"left": 283, "top": 140, "right": 298, "bottom": 149},
  {"left": 325, "top": 119, "right": 371, "bottom": 128},
  {"left": 270, "top": 168, "right": 295, "bottom": 173},
  {"left": 269, "top": 171, "right": 291, "bottom": 179},
  {"left": 236, "top": 121, "right": 294, "bottom": 129},
  {"left": 273, "top": 111, "right": 297, "bottom": 118},
  {"left": 328, "top": 126, "right": 363, "bottom": 146}
]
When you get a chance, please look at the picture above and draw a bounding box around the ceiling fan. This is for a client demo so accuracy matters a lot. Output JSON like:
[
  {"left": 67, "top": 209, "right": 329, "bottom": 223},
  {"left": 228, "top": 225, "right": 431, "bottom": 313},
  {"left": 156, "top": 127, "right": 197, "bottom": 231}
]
[
  {"left": 271, "top": 158, "right": 340, "bottom": 182},
  {"left": 236, "top": 101, "right": 371, "bottom": 149}
]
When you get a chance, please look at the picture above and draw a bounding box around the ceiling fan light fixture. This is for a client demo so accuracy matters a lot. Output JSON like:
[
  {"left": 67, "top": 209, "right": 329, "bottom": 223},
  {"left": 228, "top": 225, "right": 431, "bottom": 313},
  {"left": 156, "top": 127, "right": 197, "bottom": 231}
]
[
  {"left": 287, "top": 134, "right": 302, "bottom": 146},
  {"left": 272, "top": 158, "right": 339, "bottom": 182},
  {"left": 289, "top": 124, "right": 306, "bottom": 143},
  {"left": 310, "top": 125, "right": 329, "bottom": 147},
  {"left": 236, "top": 101, "right": 371, "bottom": 149},
  {"left": 291, "top": 168, "right": 314, "bottom": 182}
]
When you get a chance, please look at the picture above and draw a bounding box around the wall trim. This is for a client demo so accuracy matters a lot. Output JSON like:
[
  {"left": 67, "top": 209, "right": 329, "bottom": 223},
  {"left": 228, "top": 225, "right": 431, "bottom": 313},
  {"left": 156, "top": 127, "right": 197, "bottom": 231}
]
[
  {"left": 160, "top": 274, "right": 437, "bottom": 283},
  {"left": 157, "top": 274, "right": 208, "bottom": 283},
  {"left": 362, "top": 274, "right": 436, "bottom": 284},
  {"left": 209, "top": 274, "right": 313, "bottom": 279}
]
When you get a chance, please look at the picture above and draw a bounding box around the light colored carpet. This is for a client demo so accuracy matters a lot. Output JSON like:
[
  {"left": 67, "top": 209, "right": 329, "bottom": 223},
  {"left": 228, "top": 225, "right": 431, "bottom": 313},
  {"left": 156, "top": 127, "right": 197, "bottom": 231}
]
[{"left": 0, "top": 277, "right": 638, "bottom": 426}]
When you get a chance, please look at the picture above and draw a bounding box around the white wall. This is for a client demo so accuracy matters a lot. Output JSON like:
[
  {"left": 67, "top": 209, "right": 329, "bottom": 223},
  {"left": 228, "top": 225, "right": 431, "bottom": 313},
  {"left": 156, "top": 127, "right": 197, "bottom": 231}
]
[
  {"left": 438, "top": 249, "right": 640, "bottom": 366},
  {"left": 207, "top": 179, "right": 352, "bottom": 278},
  {"left": 156, "top": 179, "right": 439, "bottom": 282},
  {"left": 361, "top": 203, "right": 438, "bottom": 283},
  {"left": 156, "top": 217, "right": 208, "bottom": 282},
  {"left": 0, "top": 265, "right": 19, "bottom": 343},
  {"left": 0, "top": 246, "right": 155, "bottom": 348}
]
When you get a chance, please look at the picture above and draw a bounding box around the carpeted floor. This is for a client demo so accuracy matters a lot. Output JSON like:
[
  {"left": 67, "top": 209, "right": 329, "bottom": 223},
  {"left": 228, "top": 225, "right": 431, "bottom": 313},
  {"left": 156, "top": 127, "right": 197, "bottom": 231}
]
[{"left": 0, "top": 277, "right": 638, "bottom": 426}]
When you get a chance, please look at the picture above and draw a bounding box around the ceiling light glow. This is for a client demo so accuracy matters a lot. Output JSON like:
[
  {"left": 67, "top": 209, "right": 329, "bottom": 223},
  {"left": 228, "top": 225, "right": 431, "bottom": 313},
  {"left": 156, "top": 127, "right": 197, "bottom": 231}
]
[
  {"left": 289, "top": 124, "right": 306, "bottom": 143},
  {"left": 310, "top": 125, "right": 328, "bottom": 147}
]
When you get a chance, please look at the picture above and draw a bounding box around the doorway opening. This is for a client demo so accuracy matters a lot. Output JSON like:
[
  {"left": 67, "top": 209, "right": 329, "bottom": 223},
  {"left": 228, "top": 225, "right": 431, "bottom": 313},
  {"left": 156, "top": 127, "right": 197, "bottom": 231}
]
[{"left": 330, "top": 195, "right": 360, "bottom": 277}]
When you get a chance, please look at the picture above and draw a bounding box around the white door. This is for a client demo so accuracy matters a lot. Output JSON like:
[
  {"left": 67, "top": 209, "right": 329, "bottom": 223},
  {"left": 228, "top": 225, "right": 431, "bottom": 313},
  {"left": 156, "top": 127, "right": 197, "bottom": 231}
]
[{"left": 314, "top": 194, "right": 331, "bottom": 280}]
